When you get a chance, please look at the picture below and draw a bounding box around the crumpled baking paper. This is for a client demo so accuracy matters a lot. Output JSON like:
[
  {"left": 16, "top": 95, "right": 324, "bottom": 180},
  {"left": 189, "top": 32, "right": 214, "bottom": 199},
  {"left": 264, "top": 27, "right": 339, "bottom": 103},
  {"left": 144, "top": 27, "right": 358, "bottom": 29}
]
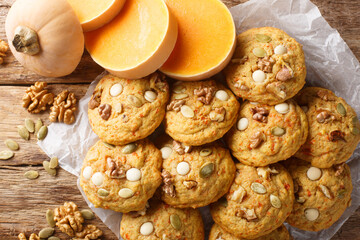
[{"left": 38, "top": 0, "right": 360, "bottom": 239}]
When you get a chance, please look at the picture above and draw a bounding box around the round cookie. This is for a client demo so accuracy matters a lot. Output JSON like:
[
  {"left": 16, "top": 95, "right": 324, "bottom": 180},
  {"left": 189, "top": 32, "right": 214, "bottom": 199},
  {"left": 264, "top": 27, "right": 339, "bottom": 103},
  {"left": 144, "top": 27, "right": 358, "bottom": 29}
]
[
  {"left": 209, "top": 223, "right": 291, "bottom": 240},
  {"left": 80, "top": 139, "right": 162, "bottom": 213},
  {"left": 226, "top": 100, "right": 308, "bottom": 166},
  {"left": 284, "top": 158, "right": 353, "bottom": 232},
  {"left": 225, "top": 27, "right": 306, "bottom": 105},
  {"left": 88, "top": 73, "right": 169, "bottom": 145},
  {"left": 210, "top": 163, "right": 294, "bottom": 239},
  {"left": 164, "top": 79, "right": 240, "bottom": 146},
  {"left": 120, "top": 201, "right": 204, "bottom": 240},
  {"left": 157, "top": 136, "right": 236, "bottom": 208},
  {"left": 294, "top": 87, "right": 360, "bottom": 168}
]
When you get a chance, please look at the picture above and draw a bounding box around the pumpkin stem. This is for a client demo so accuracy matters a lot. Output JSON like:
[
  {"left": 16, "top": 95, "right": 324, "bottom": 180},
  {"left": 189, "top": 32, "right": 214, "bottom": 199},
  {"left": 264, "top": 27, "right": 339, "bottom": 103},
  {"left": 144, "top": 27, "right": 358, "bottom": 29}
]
[{"left": 12, "top": 26, "right": 40, "bottom": 55}]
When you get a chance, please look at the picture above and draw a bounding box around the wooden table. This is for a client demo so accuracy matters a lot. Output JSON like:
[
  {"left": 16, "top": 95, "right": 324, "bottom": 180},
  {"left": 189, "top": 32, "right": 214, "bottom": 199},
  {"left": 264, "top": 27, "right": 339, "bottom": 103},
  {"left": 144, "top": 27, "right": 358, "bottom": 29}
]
[{"left": 0, "top": 0, "right": 359, "bottom": 239}]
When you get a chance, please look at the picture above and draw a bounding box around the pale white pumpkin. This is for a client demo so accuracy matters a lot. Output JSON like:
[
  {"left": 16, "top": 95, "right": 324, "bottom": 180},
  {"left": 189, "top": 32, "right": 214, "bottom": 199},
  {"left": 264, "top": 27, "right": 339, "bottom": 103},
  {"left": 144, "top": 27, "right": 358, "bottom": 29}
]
[{"left": 5, "top": 0, "right": 84, "bottom": 77}]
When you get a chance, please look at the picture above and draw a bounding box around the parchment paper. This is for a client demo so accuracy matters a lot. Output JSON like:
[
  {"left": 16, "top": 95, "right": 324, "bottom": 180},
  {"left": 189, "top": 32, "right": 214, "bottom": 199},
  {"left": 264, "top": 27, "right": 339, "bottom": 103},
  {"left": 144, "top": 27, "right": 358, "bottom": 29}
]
[{"left": 38, "top": 0, "right": 360, "bottom": 239}]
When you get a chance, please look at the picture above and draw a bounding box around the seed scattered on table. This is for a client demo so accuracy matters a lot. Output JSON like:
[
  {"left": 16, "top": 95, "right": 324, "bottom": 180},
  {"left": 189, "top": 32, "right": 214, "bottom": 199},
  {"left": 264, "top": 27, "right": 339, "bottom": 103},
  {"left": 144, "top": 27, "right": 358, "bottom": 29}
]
[
  {"left": 5, "top": 139, "right": 19, "bottom": 151},
  {"left": 24, "top": 170, "right": 39, "bottom": 180}
]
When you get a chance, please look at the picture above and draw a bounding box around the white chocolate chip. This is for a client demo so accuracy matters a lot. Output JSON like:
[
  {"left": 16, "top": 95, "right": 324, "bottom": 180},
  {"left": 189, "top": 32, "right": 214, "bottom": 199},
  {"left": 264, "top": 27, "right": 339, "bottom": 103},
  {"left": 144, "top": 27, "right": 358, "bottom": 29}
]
[
  {"left": 140, "top": 222, "right": 154, "bottom": 236},
  {"left": 144, "top": 91, "right": 157, "bottom": 102},
  {"left": 307, "top": 167, "right": 322, "bottom": 181},
  {"left": 237, "top": 118, "right": 249, "bottom": 131},
  {"left": 160, "top": 146, "right": 172, "bottom": 159},
  {"left": 177, "top": 162, "right": 190, "bottom": 175},
  {"left": 83, "top": 166, "right": 92, "bottom": 180},
  {"left": 274, "top": 45, "right": 287, "bottom": 55},
  {"left": 91, "top": 172, "right": 104, "bottom": 186},
  {"left": 252, "top": 70, "right": 266, "bottom": 83},
  {"left": 301, "top": 106, "right": 309, "bottom": 113},
  {"left": 110, "top": 83, "right": 123, "bottom": 97},
  {"left": 118, "top": 188, "right": 134, "bottom": 198},
  {"left": 215, "top": 90, "right": 230, "bottom": 101},
  {"left": 305, "top": 208, "right": 319, "bottom": 221},
  {"left": 126, "top": 168, "right": 141, "bottom": 182},
  {"left": 113, "top": 102, "right": 123, "bottom": 114},
  {"left": 181, "top": 105, "right": 194, "bottom": 118},
  {"left": 275, "top": 103, "right": 290, "bottom": 114}
]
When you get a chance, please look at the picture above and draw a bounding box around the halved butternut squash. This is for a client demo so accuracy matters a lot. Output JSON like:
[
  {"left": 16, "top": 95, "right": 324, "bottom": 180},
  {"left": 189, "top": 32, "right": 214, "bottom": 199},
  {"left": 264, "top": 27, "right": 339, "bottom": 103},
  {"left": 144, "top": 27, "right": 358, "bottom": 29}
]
[
  {"left": 67, "top": 0, "right": 126, "bottom": 32},
  {"left": 160, "top": 0, "right": 236, "bottom": 81},
  {"left": 84, "top": 0, "right": 178, "bottom": 79}
]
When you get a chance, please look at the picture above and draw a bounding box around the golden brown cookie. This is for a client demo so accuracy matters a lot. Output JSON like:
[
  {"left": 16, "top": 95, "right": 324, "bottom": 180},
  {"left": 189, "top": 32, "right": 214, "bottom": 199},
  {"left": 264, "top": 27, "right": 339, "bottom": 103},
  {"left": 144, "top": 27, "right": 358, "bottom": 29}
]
[
  {"left": 120, "top": 201, "right": 204, "bottom": 240},
  {"left": 226, "top": 100, "right": 308, "bottom": 166},
  {"left": 156, "top": 136, "right": 236, "bottom": 208},
  {"left": 164, "top": 79, "right": 240, "bottom": 146},
  {"left": 209, "top": 223, "right": 291, "bottom": 240},
  {"left": 210, "top": 163, "right": 294, "bottom": 239},
  {"left": 80, "top": 139, "right": 162, "bottom": 213},
  {"left": 284, "top": 158, "right": 353, "bottom": 232},
  {"left": 88, "top": 73, "right": 169, "bottom": 145},
  {"left": 294, "top": 87, "right": 360, "bottom": 168},
  {"left": 225, "top": 27, "right": 306, "bottom": 105}
]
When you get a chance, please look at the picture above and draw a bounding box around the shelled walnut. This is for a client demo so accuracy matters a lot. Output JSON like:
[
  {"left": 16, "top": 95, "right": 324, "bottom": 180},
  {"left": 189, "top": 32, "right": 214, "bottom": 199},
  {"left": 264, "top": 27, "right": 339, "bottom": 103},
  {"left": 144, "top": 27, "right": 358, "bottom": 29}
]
[
  {"left": 22, "top": 82, "right": 54, "bottom": 113},
  {"left": 73, "top": 224, "right": 103, "bottom": 240},
  {"left": 17, "top": 233, "right": 40, "bottom": 240},
  {"left": 0, "top": 39, "right": 9, "bottom": 64},
  {"left": 54, "top": 202, "right": 84, "bottom": 237},
  {"left": 49, "top": 90, "right": 77, "bottom": 124}
]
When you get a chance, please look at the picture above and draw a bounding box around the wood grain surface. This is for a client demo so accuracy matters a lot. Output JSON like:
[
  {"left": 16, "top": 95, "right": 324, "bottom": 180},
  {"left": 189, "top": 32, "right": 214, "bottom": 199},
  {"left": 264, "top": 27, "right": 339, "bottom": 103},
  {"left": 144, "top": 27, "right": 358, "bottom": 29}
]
[{"left": 0, "top": 0, "right": 359, "bottom": 239}]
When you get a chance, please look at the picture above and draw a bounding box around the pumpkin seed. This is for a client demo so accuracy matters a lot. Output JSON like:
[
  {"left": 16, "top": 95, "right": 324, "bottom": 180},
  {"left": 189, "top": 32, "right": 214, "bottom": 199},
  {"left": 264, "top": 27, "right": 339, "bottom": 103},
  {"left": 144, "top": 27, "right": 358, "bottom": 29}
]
[
  {"left": 46, "top": 209, "right": 55, "bottom": 227},
  {"left": 271, "top": 126, "right": 286, "bottom": 136},
  {"left": 251, "top": 182, "right": 267, "bottom": 194},
  {"left": 319, "top": 184, "right": 332, "bottom": 199},
  {"left": 25, "top": 118, "right": 35, "bottom": 133},
  {"left": 18, "top": 125, "right": 29, "bottom": 140},
  {"left": 38, "top": 227, "right": 54, "bottom": 238},
  {"left": 24, "top": 170, "right": 39, "bottom": 180},
  {"left": 219, "top": 197, "right": 228, "bottom": 207},
  {"left": 127, "top": 95, "right": 143, "bottom": 108},
  {"left": 352, "top": 127, "right": 360, "bottom": 135},
  {"left": 49, "top": 157, "right": 58, "bottom": 169},
  {"left": 43, "top": 161, "right": 57, "bottom": 176},
  {"left": 97, "top": 188, "right": 110, "bottom": 197},
  {"left": 296, "top": 196, "right": 306, "bottom": 203},
  {"left": 48, "top": 237, "right": 60, "bottom": 240},
  {"left": 170, "top": 214, "right": 182, "bottom": 230},
  {"left": 336, "top": 103, "right": 346, "bottom": 116},
  {"left": 122, "top": 143, "right": 137, "bottom": 154},
  {"left": 5, "top": 139, "right": 19, "bottom": 151},
  {"left": 252, "top": 48, "right": 267, "bottom": 58},
  {"left": 0, "top": 150, "right": 14, "bottom": 160},
  {"left": 102, "top": 141, "right": 115, "bottom": 149},
  {"left": 200, "top": 162, "right": 215, "bottom": 178},
  {"left": 174, "top": 93, "right": 189, "bottom": 100},
  {"left": 81, "top": 209, "right": 95, "bottom": 220},
  {"left": 270, "top": 194, "right": 281, "bottom": 208},
  {"left": 338, "top": 189, "right": 347, "bottom": 199},
  {"left": 35, "top": 119, "right": 43, "bottom": 133},
  {"left": 255, "top": 34, "right": 272, "bottom": 43},
  {"left": 200, "top": 148, "right": 212, "bottom": 157},
  {"left": 37, "top": 126, "right": 48, "bottom": 140},
  {"left": 352, "top": 116, "right": 359, "bottom": 125},
  {"left": 173, "top": 85, "right": 185, "bottom": 94}
]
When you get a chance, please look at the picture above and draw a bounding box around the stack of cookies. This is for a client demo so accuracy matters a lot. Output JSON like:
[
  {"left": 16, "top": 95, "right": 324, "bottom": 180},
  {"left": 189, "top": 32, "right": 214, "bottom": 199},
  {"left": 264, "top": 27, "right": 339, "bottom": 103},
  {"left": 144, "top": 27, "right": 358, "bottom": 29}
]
[{"left": 80, "top": 27, "right": 360, "bottom": 240}]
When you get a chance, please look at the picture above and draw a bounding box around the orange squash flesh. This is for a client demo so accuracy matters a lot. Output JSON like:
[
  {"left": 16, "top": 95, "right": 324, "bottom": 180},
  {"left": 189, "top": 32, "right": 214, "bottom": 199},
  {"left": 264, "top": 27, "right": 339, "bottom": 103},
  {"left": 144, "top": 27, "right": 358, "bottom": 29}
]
[
  {"left": 85, "top": 0, "right": 178, "bottom": 79},
  {"left": 160, "top": 0, "right": 236, "bottom": 81}
]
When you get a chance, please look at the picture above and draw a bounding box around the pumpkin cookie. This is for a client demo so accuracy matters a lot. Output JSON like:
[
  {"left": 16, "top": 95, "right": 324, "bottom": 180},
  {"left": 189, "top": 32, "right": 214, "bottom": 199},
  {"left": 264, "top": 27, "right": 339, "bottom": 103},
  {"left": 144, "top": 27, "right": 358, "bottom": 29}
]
[
  {"left": 209, "top": 223, "right": 291, "bottom": 240},
  {"left": 80, "top": 139, "right": 162, "bottom": 213},
  {"left": 88, "top": 73, "right": 169, "bottom": 145},
  {"left": 164, "top": 79, "right": 240, "bottom": 146},
  {"left": 284, "top": 158, "right": 353, "bottom": 231},
  {"left": 225, "top": 27, "right": 306, "bottom": 105},
  {"left": 210, "top": 163, "right": 294, "bottom": 239},
  {"left": 294, "top": 87, "right": 360, "bottom": 168},
  {"left": 157, "top": 136, "right": 236, "bottom": 208},
  {"left": 226, "top": 100, "right": 308, "bottom": 166},
  {"left": 120, "top": 201, "right": 204, "bottom": 240}
]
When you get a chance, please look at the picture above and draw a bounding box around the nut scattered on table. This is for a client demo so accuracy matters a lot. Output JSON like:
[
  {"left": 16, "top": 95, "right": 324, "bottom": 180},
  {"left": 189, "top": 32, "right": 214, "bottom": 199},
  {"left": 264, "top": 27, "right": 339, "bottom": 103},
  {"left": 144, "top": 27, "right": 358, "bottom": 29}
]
[
  {"left": 22, "top": 82, "right": 54, "bottom": 114},
  {"left": 49, "top": 90, "right": 77, "bottom": 124},
  {"left": 54, "top": 201, "right": 84, "bottom": 237},
  {"left": 0, "top": 39, "right": 9, "bottom": 65}
]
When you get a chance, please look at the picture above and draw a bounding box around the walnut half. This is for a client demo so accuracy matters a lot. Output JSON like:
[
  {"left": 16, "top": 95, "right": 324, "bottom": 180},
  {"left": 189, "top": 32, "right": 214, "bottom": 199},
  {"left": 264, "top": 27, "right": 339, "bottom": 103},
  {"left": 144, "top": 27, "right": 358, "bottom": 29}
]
[
  {"left": 49, "top": 90, "right": 77, "bottom": 124},
  {"left": 54, "top": 202, "right": 84, "bottom": 237},
  {"left": 22, "top": 82, "right": 54, "bottom": 113},
  {"left": 0, "top": 39, "right": 9, "bottom": 64}
]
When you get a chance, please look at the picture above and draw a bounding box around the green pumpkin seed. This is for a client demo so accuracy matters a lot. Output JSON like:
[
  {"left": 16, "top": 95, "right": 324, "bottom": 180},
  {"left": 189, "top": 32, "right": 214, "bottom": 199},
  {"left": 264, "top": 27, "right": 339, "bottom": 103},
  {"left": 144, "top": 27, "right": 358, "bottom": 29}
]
[
  {"left": 127, "top": 95, "right": 143, "bottom": 108},
  {"left": 102, "top": 141, "right": 115, "bottom": 149},
  {"left": 338, "top": 189, "right": 347, "bottom": 199},
  {"left": 200, "top": 163, "right": 215, "bottom": 178},
  {"left": 0, "top": 150, "right": 14, "bottom": 160},
  {"left": 170, "top": 214, "right": 182, "bottom": 230},
  {"left": 255, "top": 34, "right": 272, "bottom": 43},
  {"left": 5, "top": 139, "right": 19, "bottom": 151},
  {"left": 37, "top": 126, "right": 48, "bottom": 140},
  {"left": 251, "top": 182, "right": 267, "bottom": 194},
  {"left": 38, "top": 227, "right": 54, "bottom": 238},
  {"left": 49, "top": 157, "right": 58, "bottom": 169},
  {"left": 98, "top": 188, "right": 110, "bottom": 197},
  {"left": 296, "top": 196, "right": 306, "bottom": 203},
  {"left": 200, "top": 148, "right": 212, "bottom": 157},
  {"left": 336, "top": 103, "right": 346, "bottom": 116},
  {"left": 25, "top": 118, "right": 35, "bottom": 133},
  {"left": 270, "top": 194, "right": 281, "bottom": 208},
  {"left": 35, "top": 119, "right": 43, "bottom": 133},
  {"left": 352, "top": 127, "right": 360, "bottom": 135},
  {"left": 81, "top": 209, "right": 95, "bottom": 220},
  {"left": 252, "top": 48, "right": 267, "bottom": 58},
  {"left": 48, "top": 237, "right": 60, "bottom": 240},
  {"left": 46, "top": 209, "right": 55, "bottom": 227},
  {"left": 122, "top": 143, "right": 137, "bottom": 154},
  {"left": 219, "top": 197, "right": 228, "bottom": 207},
  {"left": 24, "top": 170, "right": 39, "bottom": 180},
  {"left": 352, "top": 116, "right": 359, "bottom": 126},
  {"left": 271, "top": 126, "right": 286, "bottom": 136},
  {"left": 43, "top": 161, "right": 57, "bottom": 176},
  {"left": 18, "top": 125, "right": 30, "bottom": 140}
]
